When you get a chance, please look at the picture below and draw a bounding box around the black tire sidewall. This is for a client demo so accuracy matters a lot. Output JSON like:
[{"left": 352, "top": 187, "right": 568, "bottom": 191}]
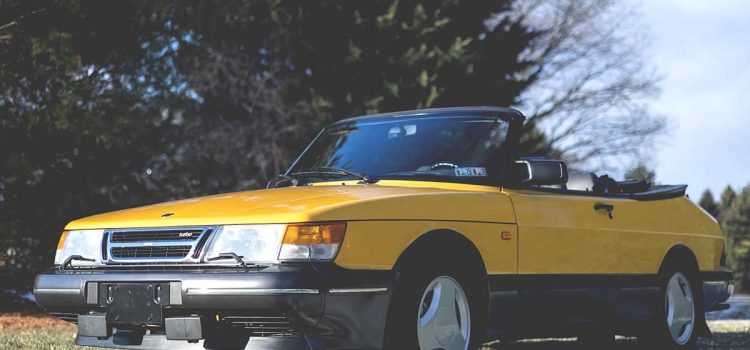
[
  {"left": 383, "top": 258, "right": 487, "bottom": 350},
  {"left": 650, "top": 263, "right": 701, "bottom": 349}
]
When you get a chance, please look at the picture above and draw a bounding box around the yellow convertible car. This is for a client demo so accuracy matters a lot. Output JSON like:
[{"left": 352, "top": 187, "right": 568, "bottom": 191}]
[{"left": 35, "top": 107, "right": 732, "bottom": 349}]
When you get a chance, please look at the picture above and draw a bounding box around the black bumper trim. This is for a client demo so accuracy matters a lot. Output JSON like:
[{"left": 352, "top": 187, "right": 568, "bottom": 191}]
[
  {"left": 489, "top": 270, "right": 735, "bottom": 292},
  {"left": 700, "top": 269, "right": 734, "bottom": 312},
  {"left": 488, "top": 273, "right": 660, "bottom": 291},
  {"left": 34, "top": 263, "right": 394, "bottom": 350},
  {"left": 701, "top": 269, "right": 734, "bottom": 282}
]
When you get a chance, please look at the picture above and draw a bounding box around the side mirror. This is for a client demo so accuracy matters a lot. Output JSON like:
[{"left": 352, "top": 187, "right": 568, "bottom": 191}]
[{"left": 514, "top": 159, "right": 568, "bottom": 186}]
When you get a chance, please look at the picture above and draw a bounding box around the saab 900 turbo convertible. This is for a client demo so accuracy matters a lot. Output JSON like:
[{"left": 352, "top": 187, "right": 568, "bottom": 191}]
[{"left": 35, "top": 107, "right": 732, "bottom": 350}]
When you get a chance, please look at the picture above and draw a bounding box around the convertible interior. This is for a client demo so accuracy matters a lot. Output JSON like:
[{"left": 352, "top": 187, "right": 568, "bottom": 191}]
[
  {"left": 513, "top": 157, "right": 687, "bottom": 200},
  {"left": 534, "top": 169, "right": 688, "bottom": 201}
]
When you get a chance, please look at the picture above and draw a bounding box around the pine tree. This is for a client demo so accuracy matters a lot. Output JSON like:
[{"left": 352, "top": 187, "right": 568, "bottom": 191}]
[
  {"left": 721, "top": 185, "right": 750, "bottom": 291},
  {"left": 276, "top": 0, "right": 537, "bottom": 118},
  {"left": 698, "top": 189, "right": 719, "bottom": 218},
  {"left": 719, "top": 185, "right": 737, "bottom": 218}
]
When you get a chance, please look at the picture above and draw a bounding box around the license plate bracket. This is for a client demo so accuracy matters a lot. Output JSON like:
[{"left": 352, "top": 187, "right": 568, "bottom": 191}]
[{"left": 99, "top": 283, "right": 170, "bottom": 325}]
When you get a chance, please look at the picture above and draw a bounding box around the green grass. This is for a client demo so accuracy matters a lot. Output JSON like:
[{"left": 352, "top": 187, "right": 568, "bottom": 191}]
[{"left": 0, "top": 328, "right": 94, "bottom": 350}]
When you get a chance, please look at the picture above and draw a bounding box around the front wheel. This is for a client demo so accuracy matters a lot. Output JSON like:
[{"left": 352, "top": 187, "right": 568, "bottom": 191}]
[
  {"left": 416, "top": 276, "right": 472, "bottom": 350},
  {"left": 383, "top": 259, "right": 485, "bottom": 350}
]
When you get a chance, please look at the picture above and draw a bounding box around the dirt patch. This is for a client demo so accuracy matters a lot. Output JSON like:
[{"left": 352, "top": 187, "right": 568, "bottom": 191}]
[{"left": 0, "top": 313, "right": 74, "bottom": 332}]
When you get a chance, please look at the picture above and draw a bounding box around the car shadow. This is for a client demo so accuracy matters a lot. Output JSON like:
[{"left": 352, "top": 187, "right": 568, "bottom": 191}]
[
  {"left": 484, "top": 339, "right": 636, "bottom": 350},
  {"left": 482, "top": 331, "right": 750, "bottom": 350}
]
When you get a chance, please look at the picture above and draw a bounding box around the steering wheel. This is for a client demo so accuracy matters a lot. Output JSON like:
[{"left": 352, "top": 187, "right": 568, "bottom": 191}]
[{"left": 430, "top": 162, "right": 459, "bottom": 170}]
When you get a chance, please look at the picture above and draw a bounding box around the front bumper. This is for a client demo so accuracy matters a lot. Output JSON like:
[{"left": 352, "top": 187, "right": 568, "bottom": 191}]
[{"left": 34, "top": 263, "right": 393, "bottom": 350}]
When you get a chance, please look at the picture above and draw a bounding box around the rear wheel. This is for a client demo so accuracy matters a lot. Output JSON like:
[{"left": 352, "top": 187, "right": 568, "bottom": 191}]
[
  {"left": 665, "top": 272, "right": 697, "bottom": 346},
  {"left": 643, "top": 267, "right": 699, "bottom": 349}
]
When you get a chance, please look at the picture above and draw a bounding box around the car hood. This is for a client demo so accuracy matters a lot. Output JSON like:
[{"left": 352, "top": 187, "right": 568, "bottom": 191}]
[{"left": 65, "top": 181, "right": 515, "bottom": 230}]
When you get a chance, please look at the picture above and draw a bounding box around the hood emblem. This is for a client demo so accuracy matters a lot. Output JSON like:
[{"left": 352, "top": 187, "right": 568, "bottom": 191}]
[{"left": 161, "top": 212, "right": 174, "bottom": 218}]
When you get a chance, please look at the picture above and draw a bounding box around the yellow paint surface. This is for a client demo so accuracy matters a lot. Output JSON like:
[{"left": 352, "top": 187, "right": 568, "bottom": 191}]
[
  {"left": 506, "top": 189, "right": 724, "bottom": 274},
  {"left": 65, "top": 181, "right": 514, "bottom": 230},
  {"left": 62, "top": 180, "right": 725, "bottom": 274}
]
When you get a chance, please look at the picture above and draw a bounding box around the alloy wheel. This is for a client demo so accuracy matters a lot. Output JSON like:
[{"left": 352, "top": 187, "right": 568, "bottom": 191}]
[
  {"left": 417, "top": 276, "right": 471, "bottom": 350},
  {"left": 665, "top": 272, "right": 695, "bottom": 345}
]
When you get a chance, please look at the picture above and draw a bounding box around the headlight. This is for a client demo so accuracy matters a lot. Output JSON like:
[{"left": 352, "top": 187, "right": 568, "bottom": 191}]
[
  {"left": 278, "top": 223, "right": 346, "bottom": 261},
  {"left": 204, "top": 223, "right": 347, "bottom": 264},
  {"left": 54, "top": 230, "right": 105, "bottom": 266},
  {"left": 204, "top": 225, "right": 286, "bottom": 263}
]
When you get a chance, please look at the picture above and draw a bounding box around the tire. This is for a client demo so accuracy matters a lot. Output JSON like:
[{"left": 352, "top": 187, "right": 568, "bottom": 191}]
[
  {"left": 383, "top": 256, "right": 486, "bottom": 350},
  {"left": 643, "top": 263, "right": 700, "bottom": 349},
  {"left": 577, "top": 329, "right": 616, "bottom": 349}
]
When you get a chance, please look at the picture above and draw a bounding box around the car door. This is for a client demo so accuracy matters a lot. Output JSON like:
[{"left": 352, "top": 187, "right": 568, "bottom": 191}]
[
  {"left": 495, "top": 188, "right": 623, "bottom": 333},
  {"left": 506, "top": 189, "right": 620, "bottom": 276}
]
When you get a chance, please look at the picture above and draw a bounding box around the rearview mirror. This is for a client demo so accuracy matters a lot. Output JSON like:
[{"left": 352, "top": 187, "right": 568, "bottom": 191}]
[{"left": 514, "top": 159, "right": 568, "bottom": 186}]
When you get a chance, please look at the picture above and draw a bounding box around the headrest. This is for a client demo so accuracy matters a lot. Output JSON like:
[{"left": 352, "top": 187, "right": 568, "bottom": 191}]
[
  {"left": 566, "top": 172, "right": 597, "bottom": 192},
  {"left": 593, "top": 174, "right": 618, "bottom": 194}
]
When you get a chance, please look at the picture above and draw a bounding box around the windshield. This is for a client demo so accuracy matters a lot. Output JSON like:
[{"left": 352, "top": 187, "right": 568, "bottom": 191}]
[{"left": 288, "top": 115, "right": 511, "bottom": 185}]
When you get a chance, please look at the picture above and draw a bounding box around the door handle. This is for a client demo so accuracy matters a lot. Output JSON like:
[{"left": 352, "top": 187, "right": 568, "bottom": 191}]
[{"left": 594, "top": 202, "right": 614, "bottom": 219}]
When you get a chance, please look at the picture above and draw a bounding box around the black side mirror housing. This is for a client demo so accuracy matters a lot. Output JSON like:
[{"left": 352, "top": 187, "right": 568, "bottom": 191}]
[{"left": 514, "top": 159, "right": 569, "bottom": 186}]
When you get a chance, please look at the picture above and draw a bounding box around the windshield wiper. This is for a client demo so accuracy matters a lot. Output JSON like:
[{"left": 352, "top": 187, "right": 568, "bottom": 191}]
[
  {"left": 207, "top": 252, "right": 248, "bottom": 267},
  {"left": 62, "top": 255, "right": 95, "bottom": 269},
  {"left": 292, "top": 166, "right": 378, "bottom": 184},
  {"left": 382, "top": 171, "right": 445, "bottom": 177},
  {"left": 266, "top": 174, "right": 301, "bottom": 188}
]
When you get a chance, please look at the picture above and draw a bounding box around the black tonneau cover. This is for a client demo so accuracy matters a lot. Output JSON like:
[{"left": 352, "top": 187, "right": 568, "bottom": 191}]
[
  {"left": 521, "top": 183, "right": 688, "bottom": 201},
  {"left": 625, "top": 184, "right": 688, "bottom": 201}
]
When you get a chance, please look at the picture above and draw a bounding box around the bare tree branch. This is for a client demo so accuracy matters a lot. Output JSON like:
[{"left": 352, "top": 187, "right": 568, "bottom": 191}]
[
  {"left": 144, "top": 31, "right": 318, "bottom": 195},
  {"left": 508, "top": 0, "right": 666, "bottom": 171},
  {"left": 0, "top": 1, "right": 54, "bottom": 32}
]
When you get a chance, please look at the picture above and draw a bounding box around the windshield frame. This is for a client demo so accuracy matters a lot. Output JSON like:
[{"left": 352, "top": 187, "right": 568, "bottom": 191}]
[{"left": 284, "top": 107, "right": 524, "bottom": 187}]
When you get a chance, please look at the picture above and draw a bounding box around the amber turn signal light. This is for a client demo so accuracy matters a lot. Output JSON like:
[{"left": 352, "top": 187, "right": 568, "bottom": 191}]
[
  {"left": 57, "top": 231, "right": 69, "bottom": 250},
  {"left": 282, "top": 223, "right": 346, "bottom": 245}
]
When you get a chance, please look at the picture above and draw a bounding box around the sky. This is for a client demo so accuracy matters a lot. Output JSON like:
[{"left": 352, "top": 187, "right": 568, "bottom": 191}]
[{"left": 639, "top": 0, "right": 750, "bottom": 200}]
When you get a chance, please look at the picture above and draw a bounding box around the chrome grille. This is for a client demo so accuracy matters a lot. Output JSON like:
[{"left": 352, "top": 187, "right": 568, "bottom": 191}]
[
  {"left": 111, "top": 229, "right": 203, "bottom": 242},
  {"left": 111, "top": 245, "right": 192, "bottom": 259},
  {"left": 105, "top": 227, "right": 212, "bottom": 264}
]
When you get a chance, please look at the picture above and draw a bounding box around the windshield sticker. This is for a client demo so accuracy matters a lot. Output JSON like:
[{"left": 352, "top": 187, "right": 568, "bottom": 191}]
[
  {"left": 387, "top": 124, "right": 418, "bottom": 139},
  {"left": 454, "top": 167, "right": 487, "bottom": 177}
]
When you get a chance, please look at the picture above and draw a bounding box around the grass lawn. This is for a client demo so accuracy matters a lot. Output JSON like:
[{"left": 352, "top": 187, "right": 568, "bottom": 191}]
[
  {"left": 1, "top": 313, "right": 749, "bottom": 349},
  {"left": 0, "top": 313, "right": 95, "bottom": 350},
  {"left": 0, "top": 328, "right": 86, "bottom": 350}
]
